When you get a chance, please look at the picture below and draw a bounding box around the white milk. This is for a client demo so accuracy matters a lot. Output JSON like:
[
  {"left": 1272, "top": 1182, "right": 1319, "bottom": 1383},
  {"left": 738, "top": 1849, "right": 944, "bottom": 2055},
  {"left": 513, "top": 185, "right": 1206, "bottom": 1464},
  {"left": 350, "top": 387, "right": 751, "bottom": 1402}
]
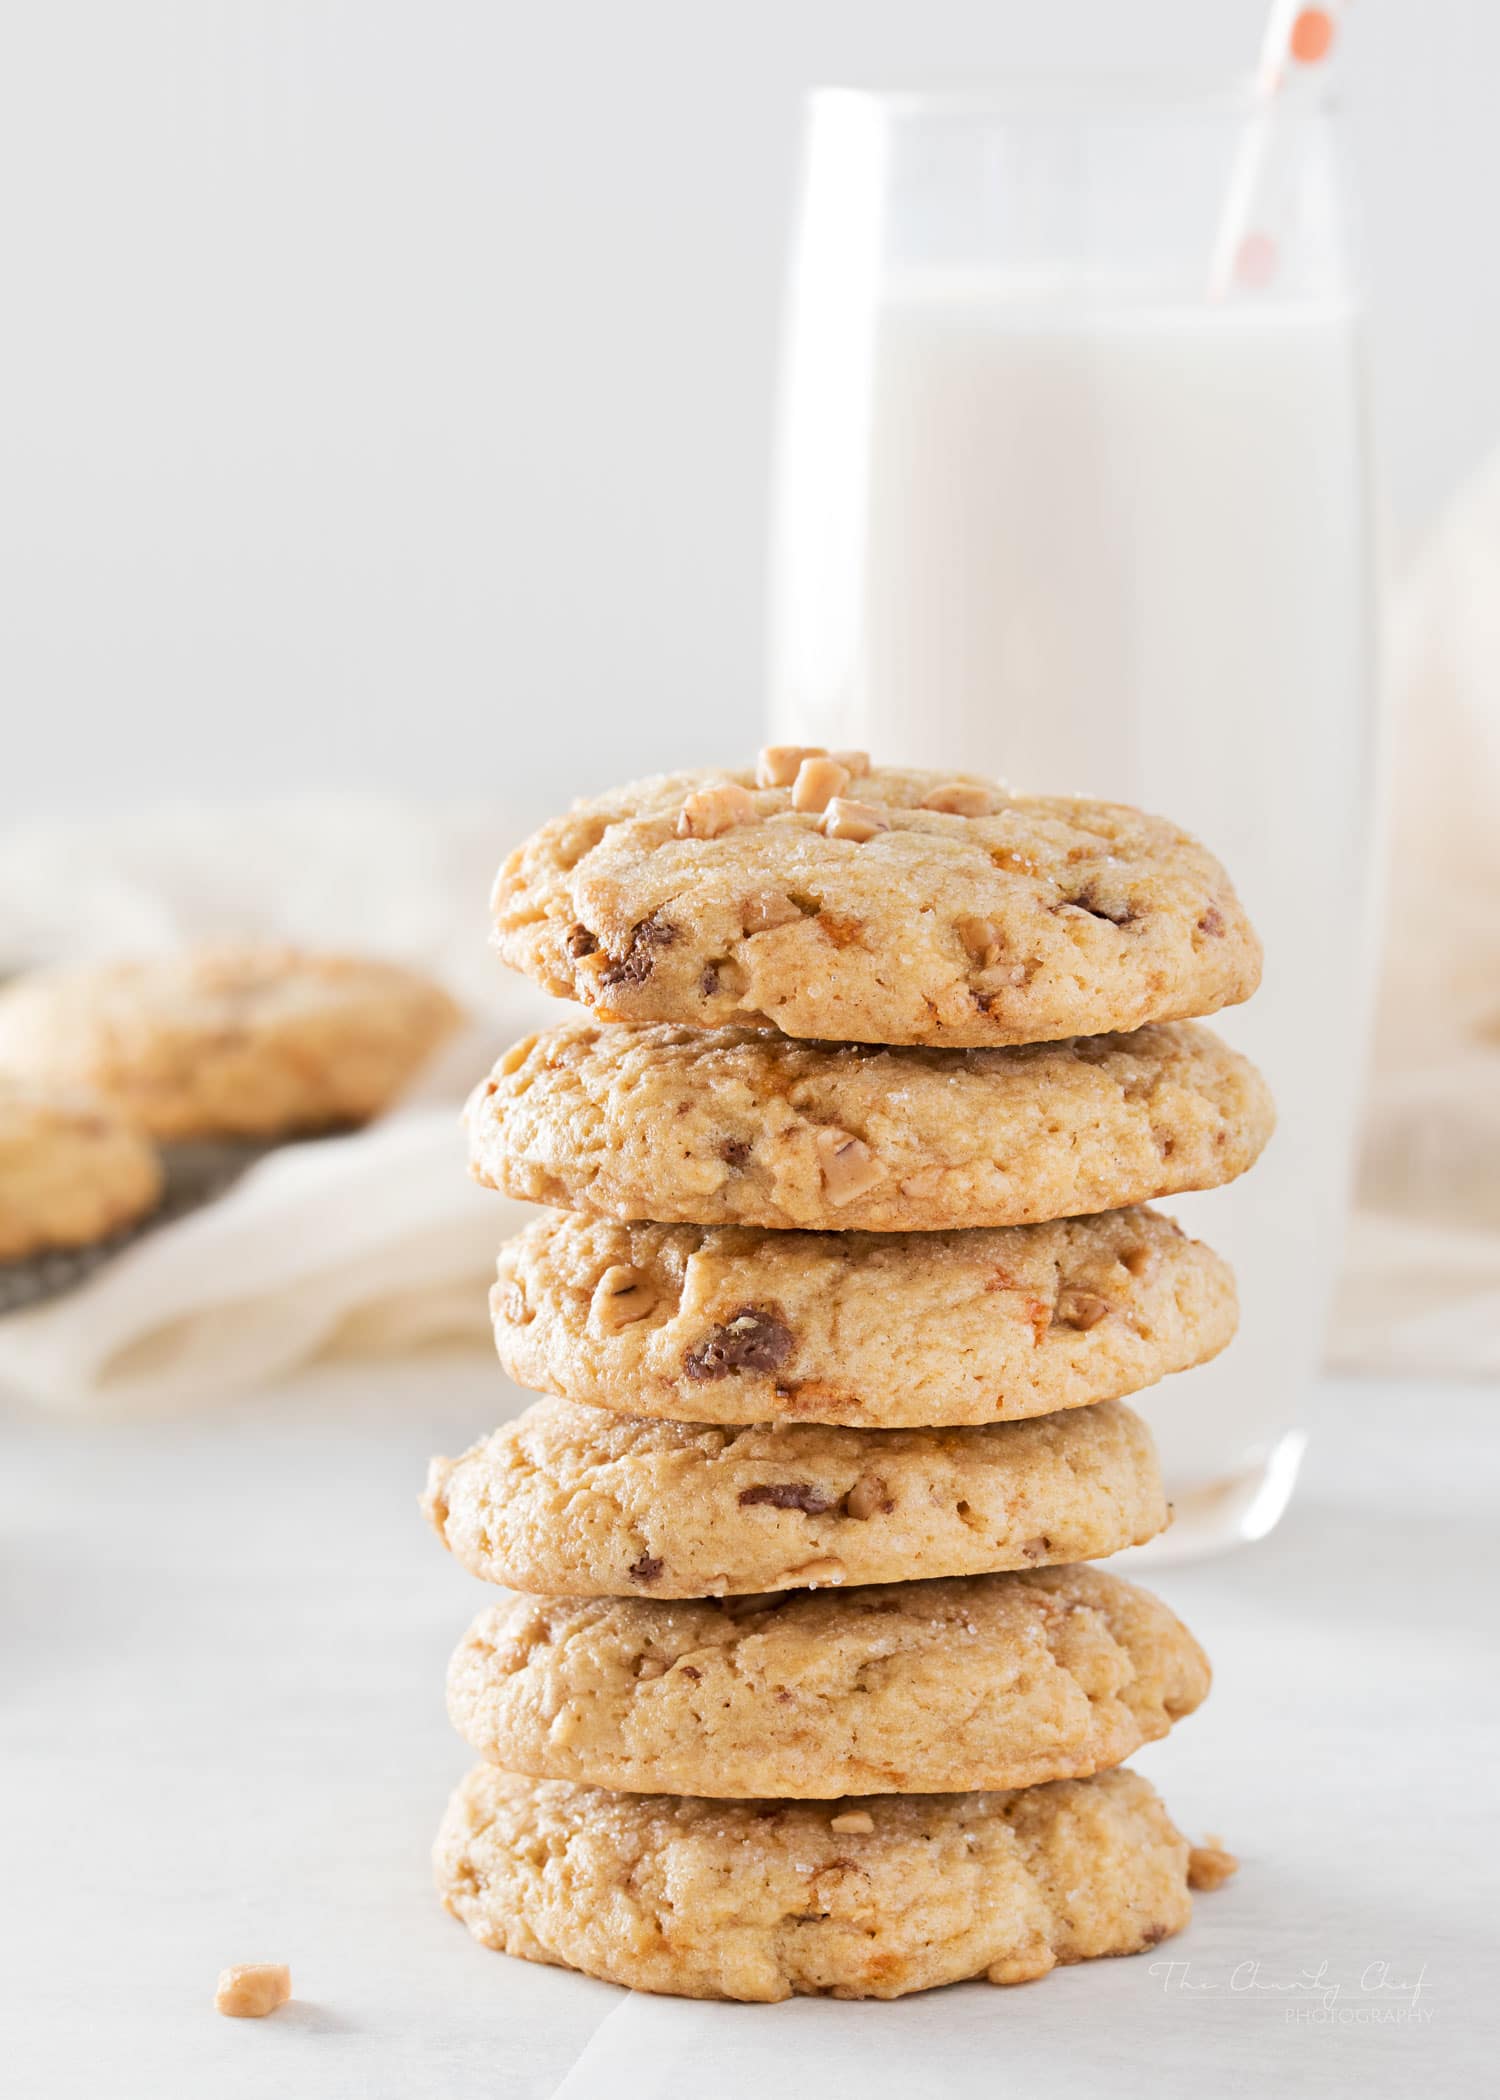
[{"left": 769, "top": 286, "right": 1379, "bottom": 1552}]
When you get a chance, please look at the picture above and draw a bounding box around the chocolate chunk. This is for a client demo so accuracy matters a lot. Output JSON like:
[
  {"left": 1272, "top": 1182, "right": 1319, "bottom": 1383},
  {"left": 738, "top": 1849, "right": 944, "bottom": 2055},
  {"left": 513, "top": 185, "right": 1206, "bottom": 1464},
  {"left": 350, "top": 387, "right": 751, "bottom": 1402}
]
[
  {"left": 683, "top": 1305, "right": 794, "bottom": 1381},
  {"left": 599, "top": 913, "right": 678, "bottom": 990},
  {"left": 599, "top": 950, "right": 653, "bottom": 990},
  {"left": 700, "top": 963, "right": 721, "bottom": 997},
  {"left": 737, "top": 1482, "right": 836, "bottom": 1515},
  {"left": 1197, "top": 904, "right": 1226, "bottom": 936},
  {"left": 566, "top": 924, "right": 598, "bottom": 958},
  {"left": 627, "top": 1555, "right": 664, "bottom": 1585},
  {"left": 719, "top": 1137, "right": 751, "bottom": 1169},
  {"left": 634, "top": 912, "right": 677, "bottom": 949}
]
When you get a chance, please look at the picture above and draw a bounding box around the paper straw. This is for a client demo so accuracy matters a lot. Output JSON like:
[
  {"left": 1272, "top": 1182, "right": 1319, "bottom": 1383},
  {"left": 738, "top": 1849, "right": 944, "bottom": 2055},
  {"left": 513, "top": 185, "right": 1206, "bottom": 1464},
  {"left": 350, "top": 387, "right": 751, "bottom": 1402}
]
[{"left": 1208, "top": 2, "right": 1348, "bottom": 298}]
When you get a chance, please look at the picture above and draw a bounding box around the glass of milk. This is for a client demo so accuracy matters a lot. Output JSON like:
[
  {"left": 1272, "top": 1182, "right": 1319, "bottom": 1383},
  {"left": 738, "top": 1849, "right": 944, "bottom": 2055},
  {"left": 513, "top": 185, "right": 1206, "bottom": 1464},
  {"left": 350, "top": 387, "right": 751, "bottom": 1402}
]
[{"left": 768, "top": 82, "right": 1381, "bottom": 1558}]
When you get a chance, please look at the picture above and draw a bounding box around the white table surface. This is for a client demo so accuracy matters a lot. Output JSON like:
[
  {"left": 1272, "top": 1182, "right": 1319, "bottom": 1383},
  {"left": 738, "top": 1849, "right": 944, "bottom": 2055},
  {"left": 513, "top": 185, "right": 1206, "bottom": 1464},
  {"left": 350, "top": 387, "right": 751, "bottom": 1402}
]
[{"left": 3, "top": 1358, "right": 1495, "bottom": 2099}]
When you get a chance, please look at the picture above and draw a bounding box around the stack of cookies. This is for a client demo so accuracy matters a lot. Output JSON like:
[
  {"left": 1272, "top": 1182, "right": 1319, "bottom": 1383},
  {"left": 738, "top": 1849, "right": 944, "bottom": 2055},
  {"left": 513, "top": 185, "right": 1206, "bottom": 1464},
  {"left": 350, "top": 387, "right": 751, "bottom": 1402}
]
[{"left": 426, "top": 752, "right": 1270, "bottom": 2003}]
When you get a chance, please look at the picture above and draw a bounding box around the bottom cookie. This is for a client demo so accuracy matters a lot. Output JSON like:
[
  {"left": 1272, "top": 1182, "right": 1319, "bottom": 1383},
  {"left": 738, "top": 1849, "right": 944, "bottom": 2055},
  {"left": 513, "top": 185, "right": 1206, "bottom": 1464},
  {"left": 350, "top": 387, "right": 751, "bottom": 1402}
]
[{"left": 435, "top": 1763, "right": 1194, "bottom": 2002}]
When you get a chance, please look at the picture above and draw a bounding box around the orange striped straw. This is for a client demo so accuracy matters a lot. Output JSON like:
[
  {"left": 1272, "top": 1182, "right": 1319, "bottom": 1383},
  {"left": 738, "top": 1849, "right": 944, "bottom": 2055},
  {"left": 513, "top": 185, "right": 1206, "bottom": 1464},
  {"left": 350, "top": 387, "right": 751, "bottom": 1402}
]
[{"left": 1208, "top": 1, "right": 1348, "bottom": 298}]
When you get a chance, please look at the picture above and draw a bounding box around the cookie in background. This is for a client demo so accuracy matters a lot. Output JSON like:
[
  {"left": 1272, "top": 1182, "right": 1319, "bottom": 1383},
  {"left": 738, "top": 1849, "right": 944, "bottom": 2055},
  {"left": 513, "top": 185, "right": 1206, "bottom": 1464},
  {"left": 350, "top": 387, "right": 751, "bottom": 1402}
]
[
  {"left": 0, "top": 1077, "right": 162, "bottom": 1263},
  {"left": 0, "top": 945, "right": 463, "bottom": 1141},
  {"left": 0, "top": 943, "right": 479, "bottom": 1383}
]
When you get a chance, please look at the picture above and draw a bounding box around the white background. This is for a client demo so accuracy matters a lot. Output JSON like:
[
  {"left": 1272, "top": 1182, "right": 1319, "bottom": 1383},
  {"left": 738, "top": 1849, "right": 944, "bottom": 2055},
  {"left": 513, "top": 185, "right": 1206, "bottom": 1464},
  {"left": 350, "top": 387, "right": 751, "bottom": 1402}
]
[{"left": 0, "top": 0, "right": 1495, "bottom": 830}]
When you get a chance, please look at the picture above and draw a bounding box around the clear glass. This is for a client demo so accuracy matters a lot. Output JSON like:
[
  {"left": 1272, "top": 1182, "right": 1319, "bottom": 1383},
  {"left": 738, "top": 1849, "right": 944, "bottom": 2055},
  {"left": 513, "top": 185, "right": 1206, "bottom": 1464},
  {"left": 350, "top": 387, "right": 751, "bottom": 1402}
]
[{"left": 767, "top": 81, "right": 1381, "bottom": 1559}]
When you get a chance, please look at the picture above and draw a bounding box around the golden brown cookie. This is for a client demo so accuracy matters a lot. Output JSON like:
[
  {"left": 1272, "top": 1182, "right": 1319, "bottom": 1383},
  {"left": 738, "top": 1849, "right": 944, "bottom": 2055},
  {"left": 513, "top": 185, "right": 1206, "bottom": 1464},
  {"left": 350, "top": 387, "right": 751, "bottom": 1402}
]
[
  {"left": 435, "top": 1763, "right": 1194, "bottom": 2000},
  {"left": 492, "top": 764, "right": 1259, "bottom": 1047},
  {"left": 467, "top": 1021, "right": 1273, "bottom": 1233},
  {"left": 424, "top": 1396, "right": 1168, "bottom": 1597},
  {"left": 490, "top": 1207, "right": 1236, "bottom": 1426},
  {"left": 446, "top": 1564, "right": 1208, "bottom": 1798},
  {"left": 0, "top": 947, "right": 463, "bottom": 1140},
  {"left": 0, "top": 1078, "right": 162, "bottom": 1261}
]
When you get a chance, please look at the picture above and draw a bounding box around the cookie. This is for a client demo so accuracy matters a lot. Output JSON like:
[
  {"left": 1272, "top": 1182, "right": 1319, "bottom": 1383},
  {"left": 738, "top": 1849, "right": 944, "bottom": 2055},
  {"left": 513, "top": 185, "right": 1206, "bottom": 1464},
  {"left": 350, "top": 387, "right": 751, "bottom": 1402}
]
[
  {"left": 436, "top": 1762, "right": 1192, "bottom": 2001},
  {"left": 489, "top": 1206, "right": 1235, "bottom": 1427},
  {"left": 467, "top": 1021, "right": 1273, "bottom": 1233},
  {"left": 0, "top": 947, "right": 463, "bottom": 1140},
  {"left": 0, "top": 1079, "right": 162, "bottom": 1261},
  {"left": 491, "top": 762, "right": 1260, "bottom": 1047},
  {"left": 425, "top": 1396, "right": 1167, "bottom": 1598},
  {"left": 446, "top": 1564, "right": 1208, "bottom": 1798}
]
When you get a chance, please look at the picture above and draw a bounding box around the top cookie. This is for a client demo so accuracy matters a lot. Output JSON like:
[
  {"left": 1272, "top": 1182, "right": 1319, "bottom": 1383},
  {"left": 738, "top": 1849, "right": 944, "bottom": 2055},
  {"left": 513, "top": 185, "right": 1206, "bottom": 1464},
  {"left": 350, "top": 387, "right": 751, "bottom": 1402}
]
[
  {"left": 0, "top": 947, "right": 463, "bottom": 1141},
  {"left": 492, "top": 759, "right": 1260, "bottom": 1047}
]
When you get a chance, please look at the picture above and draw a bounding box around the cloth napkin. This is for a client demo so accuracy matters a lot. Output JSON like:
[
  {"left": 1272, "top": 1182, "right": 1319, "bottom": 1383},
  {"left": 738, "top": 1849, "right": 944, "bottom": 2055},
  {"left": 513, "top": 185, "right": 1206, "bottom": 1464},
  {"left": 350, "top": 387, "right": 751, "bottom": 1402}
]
[{"left": 0, "top": 797, "right": 549, "bottom": 1409}]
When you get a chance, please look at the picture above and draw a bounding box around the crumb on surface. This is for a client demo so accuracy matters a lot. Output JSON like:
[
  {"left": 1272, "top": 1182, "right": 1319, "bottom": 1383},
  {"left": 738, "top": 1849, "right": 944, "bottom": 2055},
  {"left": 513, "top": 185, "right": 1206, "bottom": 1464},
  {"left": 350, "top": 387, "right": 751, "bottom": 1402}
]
[
  {"left": 1187, "top": 1841, "right": 1239, "bottom": 1892},
  {"left": 215, "top": 1963, "right": 292, "bottom": 2018}
]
